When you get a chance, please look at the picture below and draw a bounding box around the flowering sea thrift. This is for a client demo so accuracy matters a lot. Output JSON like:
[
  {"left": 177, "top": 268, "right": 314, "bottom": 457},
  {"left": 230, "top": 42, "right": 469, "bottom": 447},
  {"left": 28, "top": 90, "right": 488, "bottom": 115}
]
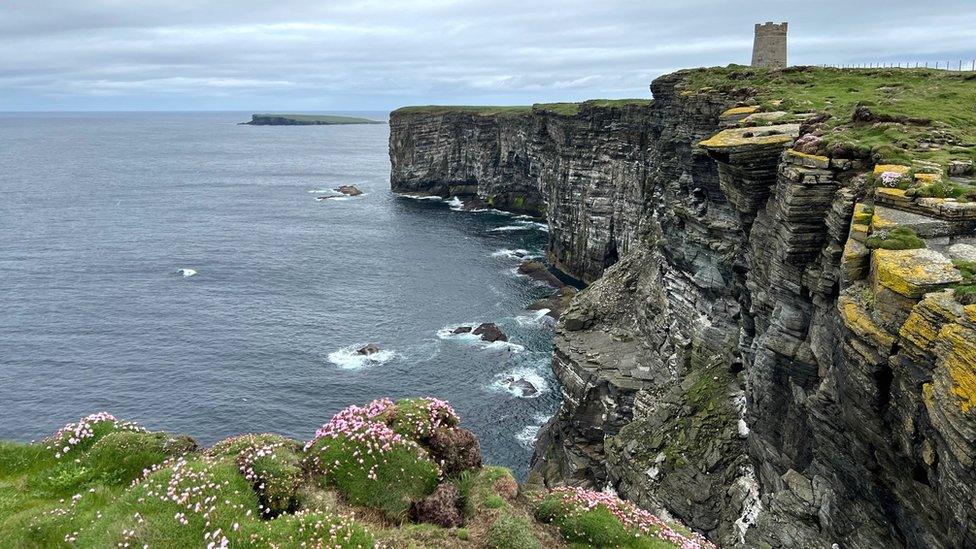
[
  {"left": 879, "top": 170, "right": 907, "bottom": 187},
  {"left": 46, "top": 412, "right": 146, "bottom": 459},
  {"left": 545, "top": 486, "right": 716, "bottom": 549}
]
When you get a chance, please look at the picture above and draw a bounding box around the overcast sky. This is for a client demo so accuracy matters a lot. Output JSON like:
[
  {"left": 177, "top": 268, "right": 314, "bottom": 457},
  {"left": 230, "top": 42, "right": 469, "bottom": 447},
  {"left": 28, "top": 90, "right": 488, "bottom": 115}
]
[{"left": 2, "top": 0, "right": 974, "bottom": 111}]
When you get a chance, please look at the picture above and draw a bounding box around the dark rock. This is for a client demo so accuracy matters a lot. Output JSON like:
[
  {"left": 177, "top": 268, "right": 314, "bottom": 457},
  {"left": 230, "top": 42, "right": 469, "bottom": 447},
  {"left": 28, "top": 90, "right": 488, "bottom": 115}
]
[
  {"left": 356, "top": 343, "right": 380, "bottom": 355},
  {"left": 335, "top": 185, "right": 363, "bottom": 196},
  {"left": 473, "top": 323, "right": 507, "bottom": 342},
  {"left": 517, "top": 260, "right": 565, "bottom": 288},
  {"left": 410, "top": 483, "right": 462, "bottom": 528},
  {"left": 451, "top": 326, "right": 472, "bottom": 335},
  {"left": 503, "top": 376, "right": 538, "bottom": 397},
  {"left": 527, "top": 286, "right": 579, "bottom": 319},
  {"left": 427, "top": 427, "right": 482, "bottom": 476}
]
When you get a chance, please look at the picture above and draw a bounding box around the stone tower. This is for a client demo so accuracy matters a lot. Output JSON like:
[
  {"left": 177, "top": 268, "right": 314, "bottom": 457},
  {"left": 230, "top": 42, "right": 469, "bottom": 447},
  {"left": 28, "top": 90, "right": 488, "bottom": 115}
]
[{"left": 752, "top": 22, "right": 788, "bottom": 68}]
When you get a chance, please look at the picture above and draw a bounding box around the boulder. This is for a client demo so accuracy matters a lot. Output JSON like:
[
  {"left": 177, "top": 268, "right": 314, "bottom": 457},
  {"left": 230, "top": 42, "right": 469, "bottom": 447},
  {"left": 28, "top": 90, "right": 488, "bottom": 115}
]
[
  {"left": 410, "top": 483, "right": 462, "bottom": 528},
  {"left": 503, "top": 376, "right": 538, "bottom": 397},
  {"left": 427, "top": 427, "right": 482, "bottom": 476},
  {"left": 473, "top": 323, "right": 507, "bottom": 342},
  {"left": 335, "top": 185, "right": 363, "bottom": 196},
  {"left": 451, "top": 326, "right": 473, "bottom": 335},
  {"left": 356, "top": 343, "right": 381, "bottom": 356}
]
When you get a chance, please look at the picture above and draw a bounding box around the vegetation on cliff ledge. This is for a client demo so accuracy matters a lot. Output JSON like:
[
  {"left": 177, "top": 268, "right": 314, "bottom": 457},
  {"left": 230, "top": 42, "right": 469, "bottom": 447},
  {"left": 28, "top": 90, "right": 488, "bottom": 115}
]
[
  {"left": 680, "top": 65, "right": 976, "bottom": 166},
  {"left": 0, "top": 398, "right": 712, "bottom": 548}
]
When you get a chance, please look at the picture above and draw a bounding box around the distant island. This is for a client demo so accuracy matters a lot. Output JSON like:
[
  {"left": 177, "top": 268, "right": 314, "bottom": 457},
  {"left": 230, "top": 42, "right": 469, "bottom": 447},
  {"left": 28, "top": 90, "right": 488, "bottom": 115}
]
[{"left": 241, "top": 113, "right": 385, "bottom": 125}]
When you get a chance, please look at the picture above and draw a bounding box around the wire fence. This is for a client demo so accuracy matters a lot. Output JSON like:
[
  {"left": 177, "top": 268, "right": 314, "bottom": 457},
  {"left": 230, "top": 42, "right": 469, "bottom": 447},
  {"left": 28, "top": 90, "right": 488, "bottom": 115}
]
[{"left": 817, "top": 60, "right": 976, "bottom": 71}]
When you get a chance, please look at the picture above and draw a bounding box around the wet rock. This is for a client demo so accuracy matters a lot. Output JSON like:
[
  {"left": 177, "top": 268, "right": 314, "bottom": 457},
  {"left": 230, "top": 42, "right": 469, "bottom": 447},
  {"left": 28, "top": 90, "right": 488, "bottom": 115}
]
[
  {"left": 335, "top": 185, "right": 363, "bottom": 196},
  {"left": 527, "top": 286, "right": 579, "bottom": 319},
  {"left": 517, "top": 260, "right": 565, "bottom": 288},
  {"left": 451, "top": 325, "right": 473, "bottom": 335},
  {"left": 427, "top": 427, "right": 482, "bottom": 476},
  {"left": 503, "top": 376, "right": 538, "bottom": 397},
  {"left": 473, "top": 323, "right": 507, "bottom": 342},
  {"left": 356, "top": 343, "right": 381, "bottom": 355},
  {"left": 410, "top": 483, "right": 462, "bottom": 528}
]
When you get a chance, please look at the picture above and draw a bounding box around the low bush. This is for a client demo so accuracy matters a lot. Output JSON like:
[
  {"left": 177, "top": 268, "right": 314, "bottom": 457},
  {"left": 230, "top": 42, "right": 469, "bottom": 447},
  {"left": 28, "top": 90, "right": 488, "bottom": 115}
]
[{"left": 486, "top": 514, "right": 541, "bottom": 549}]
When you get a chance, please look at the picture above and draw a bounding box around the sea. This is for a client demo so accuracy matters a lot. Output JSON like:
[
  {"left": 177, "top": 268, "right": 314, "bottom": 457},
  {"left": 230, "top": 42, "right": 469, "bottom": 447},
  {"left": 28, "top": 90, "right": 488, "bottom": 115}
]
[{"left": 0, "top": 111, "right": 559, "bottom": 477}]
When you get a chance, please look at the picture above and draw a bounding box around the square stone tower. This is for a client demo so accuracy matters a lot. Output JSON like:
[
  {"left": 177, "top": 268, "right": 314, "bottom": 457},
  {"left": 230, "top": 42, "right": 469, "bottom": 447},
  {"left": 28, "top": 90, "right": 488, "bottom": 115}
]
[{"left": 752, "top": 22, "right": 788, "bottom": 68}]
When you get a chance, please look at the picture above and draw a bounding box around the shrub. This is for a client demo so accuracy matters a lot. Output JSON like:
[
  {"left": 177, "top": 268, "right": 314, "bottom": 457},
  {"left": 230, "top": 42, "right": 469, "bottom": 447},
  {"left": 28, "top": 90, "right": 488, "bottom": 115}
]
[
  {"left": 486, "top": 514, "right": 541, "bottom": 549},
  {"left": 865, "top": 227, "right": 926, "bottom": 250}
]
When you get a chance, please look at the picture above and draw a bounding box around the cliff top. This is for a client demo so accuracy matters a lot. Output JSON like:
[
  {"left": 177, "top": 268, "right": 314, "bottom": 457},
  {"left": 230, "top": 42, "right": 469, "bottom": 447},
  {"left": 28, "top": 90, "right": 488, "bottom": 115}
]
[
  {"left": 393, "top": 98, "right": 653, "bottom": 118},
  {"left": 675, "top": 64, "right": 976, "bottom": 167}
]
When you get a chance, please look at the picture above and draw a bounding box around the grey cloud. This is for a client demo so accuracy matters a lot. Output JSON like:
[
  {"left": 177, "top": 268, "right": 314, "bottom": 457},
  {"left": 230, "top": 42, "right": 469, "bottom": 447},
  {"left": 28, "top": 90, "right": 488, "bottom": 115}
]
[{"left": 1, "top": 0, "right": 974, "bottom": 110}]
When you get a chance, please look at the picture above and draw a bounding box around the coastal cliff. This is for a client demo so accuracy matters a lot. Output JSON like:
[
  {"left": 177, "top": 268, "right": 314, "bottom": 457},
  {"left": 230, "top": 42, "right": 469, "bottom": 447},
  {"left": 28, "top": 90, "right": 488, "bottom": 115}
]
[{"left": 390, "top": 66, "right": 976, "bottom": 547}]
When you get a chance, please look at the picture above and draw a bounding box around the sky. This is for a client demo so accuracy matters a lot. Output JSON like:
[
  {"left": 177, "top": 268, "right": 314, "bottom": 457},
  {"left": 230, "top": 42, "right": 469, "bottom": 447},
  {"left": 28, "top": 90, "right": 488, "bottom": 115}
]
[{"left": 2, "top": 0, "right": 975, "bottom": 111}]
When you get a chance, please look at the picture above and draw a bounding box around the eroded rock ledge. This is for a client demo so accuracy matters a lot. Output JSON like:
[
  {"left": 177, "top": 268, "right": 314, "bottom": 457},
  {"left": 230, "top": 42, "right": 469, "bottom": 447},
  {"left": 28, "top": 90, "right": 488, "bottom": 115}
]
[{"left": 390, "top": 67, "right": 976, "bottom": 548}]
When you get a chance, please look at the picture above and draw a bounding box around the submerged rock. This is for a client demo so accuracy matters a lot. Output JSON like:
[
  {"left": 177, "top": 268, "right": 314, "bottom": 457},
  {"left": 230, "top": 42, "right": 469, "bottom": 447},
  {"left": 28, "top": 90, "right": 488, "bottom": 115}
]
[
  {"left": 527, "top": 286, "right": 579, "bottom": 319},
  {"left": 473, "top": 323, "right": 507, "bottom": 342},
  {"left": 451, "top": 325, "right": 473, "bottom": 335}
]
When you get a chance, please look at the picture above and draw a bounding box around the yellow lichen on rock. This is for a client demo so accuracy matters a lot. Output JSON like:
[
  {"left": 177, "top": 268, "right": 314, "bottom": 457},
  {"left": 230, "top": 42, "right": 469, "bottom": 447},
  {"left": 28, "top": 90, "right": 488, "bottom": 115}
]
[
  {"left": 874, "top": 164, "right": 911, "bottom": 175},
  {"left": 839, "top": 295, "right": 895, "bottom": 350},
  {"left": 873, "top": 249, "right": 962, "bottom": 299},
  {"left": 852, "top": 203, "right": 873, "bottom": 225},
  {"left": 915, "top": 173, "right": 942, "bottom": 184},
  {"left": 721, "top": 106, "right": 760, "bottom": 118},
  {"left": 699, "top": 124, "right": 800, "bottom": 149},
  {"left": 940, "top": 324, "right": 976, "bottom": 413}
]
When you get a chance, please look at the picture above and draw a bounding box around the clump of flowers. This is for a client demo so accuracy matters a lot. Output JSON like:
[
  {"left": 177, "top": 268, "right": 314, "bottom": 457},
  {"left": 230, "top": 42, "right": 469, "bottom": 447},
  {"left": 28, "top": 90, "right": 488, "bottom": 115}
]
[
  {"left": 390, "top": 397, "right": 461, "bottom": 439},
  {"left": 538, "top": 486, "right": 716, "bottom": 549},
  {"left": 46, "top": 412, "right": 146, "bottom": 459},
  {"left": 304, "top": 398, "right": 444, "bottom": 520},
  {"left": 879, "top": 170, "right": 907, "bottom": 188}
]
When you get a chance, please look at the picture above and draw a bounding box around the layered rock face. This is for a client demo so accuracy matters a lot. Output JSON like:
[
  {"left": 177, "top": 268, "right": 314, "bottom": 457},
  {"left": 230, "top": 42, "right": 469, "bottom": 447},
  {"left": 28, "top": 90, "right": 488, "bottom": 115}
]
[
  {"left": 390, "top": 71, "right": 976, "bottom": 547},
  {"left": 390, "top": 102, "right": 654, "bottom": 282}
]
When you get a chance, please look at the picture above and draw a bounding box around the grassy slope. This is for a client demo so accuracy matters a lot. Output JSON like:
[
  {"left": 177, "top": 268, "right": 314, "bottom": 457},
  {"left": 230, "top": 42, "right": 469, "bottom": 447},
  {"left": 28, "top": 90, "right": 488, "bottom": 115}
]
[
  {"left": 0, "top": 403, "right": 709, "bottom": 548},
  {"left": 679, "top": 64, "right": 976, "bottom": 165}
]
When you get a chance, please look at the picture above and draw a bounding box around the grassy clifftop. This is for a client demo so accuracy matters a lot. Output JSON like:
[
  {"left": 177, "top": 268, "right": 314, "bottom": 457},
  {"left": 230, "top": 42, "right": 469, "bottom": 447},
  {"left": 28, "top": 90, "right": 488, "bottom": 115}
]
[
  {"left": 393, "top": 99, "right": 653, "bottom": 118},
  {"left": 0, "top": 398, "right": 712, "bottom": 548},
  {"left": 678, "top": 64, "right": 976, "bottom": 166}
]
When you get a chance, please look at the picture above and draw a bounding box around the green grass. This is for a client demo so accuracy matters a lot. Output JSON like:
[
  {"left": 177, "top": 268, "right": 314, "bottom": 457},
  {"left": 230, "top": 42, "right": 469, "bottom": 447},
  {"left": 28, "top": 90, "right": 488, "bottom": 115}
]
[
  {"left": 865, "top": 227, "right": 926, "bottom": 250},
  {"left": 306, "top": 434, "right": 439, "bottom": 522},
  {"left": 679, "top": 65, "right": 976, "bottom": 166},
  {"left": 486, "top": 514, "right": 541, "bottom": 549},
  {"left": 534, "top": 495, "right": 676, "bottom": 549}
]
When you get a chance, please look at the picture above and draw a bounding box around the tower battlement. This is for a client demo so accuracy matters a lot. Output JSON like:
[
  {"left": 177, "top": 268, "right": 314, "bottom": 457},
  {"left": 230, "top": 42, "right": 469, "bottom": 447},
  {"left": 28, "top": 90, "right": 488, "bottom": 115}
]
[
  {"left": 752, "top": 21, "right": 788, "bottom": 68},
  {"left": 755, "top": 21, "right": 788, "bottom": 34}
]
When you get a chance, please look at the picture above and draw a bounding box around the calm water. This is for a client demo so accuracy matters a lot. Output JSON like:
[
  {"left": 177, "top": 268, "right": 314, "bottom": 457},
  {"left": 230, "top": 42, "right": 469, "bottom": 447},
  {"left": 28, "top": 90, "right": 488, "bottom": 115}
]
[{"left": 0, "top": 112, "right": 558, "bottom": 477}]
